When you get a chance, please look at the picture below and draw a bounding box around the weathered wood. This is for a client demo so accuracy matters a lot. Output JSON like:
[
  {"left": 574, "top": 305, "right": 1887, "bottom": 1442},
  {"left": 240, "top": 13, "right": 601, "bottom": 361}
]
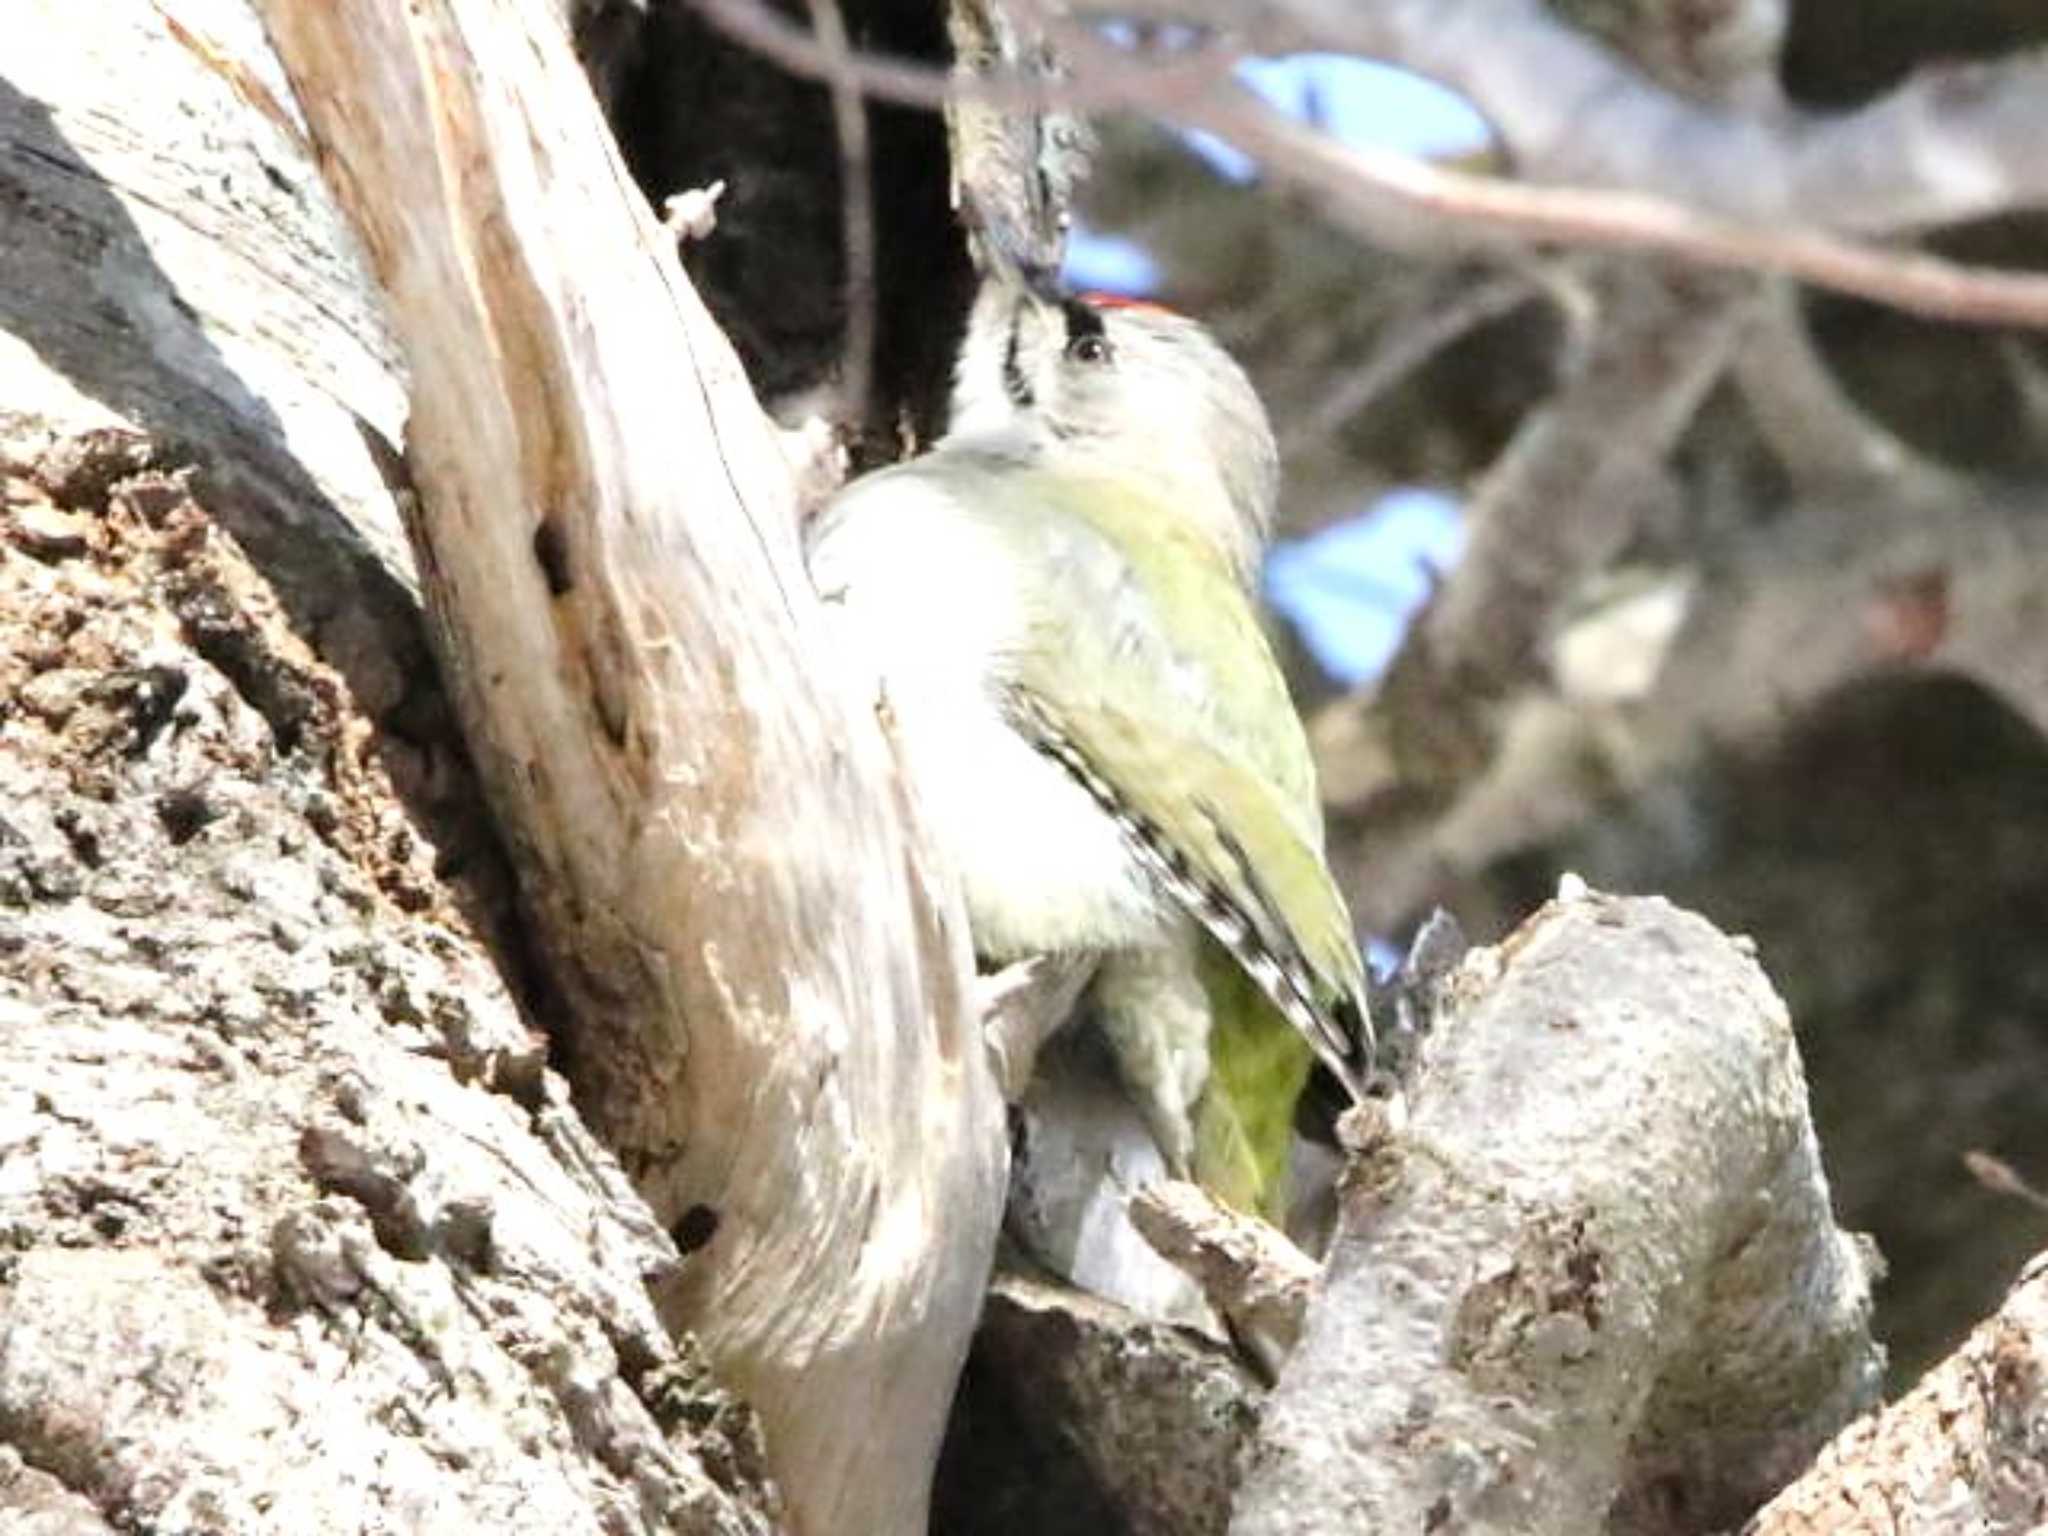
[
  {"left": 1232, "top": 889, "right": 1883, "bottom": 1535},
  {"left": 252, "top": 2, "right": 1009, "bottom": 1533},
  {"left": 1, "top": 455, "right": 774, "bottom": 1533},
  {"left": 6, "top": 5, "right": 769, "bottom": 1523},
  {"left": 1747, "top": 1259, "right": 2048, "bottom": 1534}
]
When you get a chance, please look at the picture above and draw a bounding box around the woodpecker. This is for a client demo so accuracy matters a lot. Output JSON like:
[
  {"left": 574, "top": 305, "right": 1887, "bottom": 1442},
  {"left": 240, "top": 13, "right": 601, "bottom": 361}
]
[{"left": 806, "top": 253, "right": 1370, "bottom": 1219}]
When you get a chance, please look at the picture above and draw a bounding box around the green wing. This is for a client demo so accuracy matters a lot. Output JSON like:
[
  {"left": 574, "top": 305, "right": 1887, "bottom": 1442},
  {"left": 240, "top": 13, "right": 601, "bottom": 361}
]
[
  {"left": 942, "top": 459, "right": 1371, "bottom": 1095},
  {"left": 1017, "top": 685, "right": 1370, "bottom": 1097}
]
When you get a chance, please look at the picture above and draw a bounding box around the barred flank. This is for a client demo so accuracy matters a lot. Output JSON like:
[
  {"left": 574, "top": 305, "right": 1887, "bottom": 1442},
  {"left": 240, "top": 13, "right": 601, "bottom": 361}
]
[{"left": 1028, "top": 723, "right": 1367, "bottom": 1099}]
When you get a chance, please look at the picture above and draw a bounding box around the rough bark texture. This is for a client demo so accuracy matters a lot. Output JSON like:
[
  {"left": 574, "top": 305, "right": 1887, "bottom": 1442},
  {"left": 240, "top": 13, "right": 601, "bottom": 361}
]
[
  {"left": 1233, "top": 890, "right": 1882, "bottom": 1536},
  {"left": 1747, "top": 1259, "right": 2048, "bottom": 1534},
  {"left": 11, "top": 0, "right": 2048, "bottom": 1529},
  {"left": 1, "top": 452, "right": 775, "bottom": 1532},
  {"left": 2, "top": 0, "right": 425, "bottom": 748}
]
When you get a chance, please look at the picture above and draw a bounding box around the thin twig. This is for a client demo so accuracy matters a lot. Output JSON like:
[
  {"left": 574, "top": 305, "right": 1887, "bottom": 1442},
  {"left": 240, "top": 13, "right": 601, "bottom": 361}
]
[
  {"left": 1282, "top": 272, "right": 1539, "bottom": 454},
  {"left": 804, "top": 0, "right": 876, "bottom": 428},
  {"left": 685, "top": 0, "right": 2048, "bottom": 332},
  {"left": 1151, "top": 0, "right": 2048, "bottom": 233},
  {"left": 1733, "top": 278, "right": 1949, "bottom": 493},
  {"left": 1964, "top": 1149, "right": 2048, "bottom": 1215},
  {"left": 1188, "top": 88, "right": 2048, "bottom": 332},
  {"left": 694, "top": 0, "right": 1233, "bottom": 115}
]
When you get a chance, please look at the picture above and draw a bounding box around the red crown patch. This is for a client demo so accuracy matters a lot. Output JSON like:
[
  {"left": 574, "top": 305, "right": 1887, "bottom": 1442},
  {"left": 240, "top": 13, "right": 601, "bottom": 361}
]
[{"left": 1079, "top": 292, "right": 1179, "bottom": 317}]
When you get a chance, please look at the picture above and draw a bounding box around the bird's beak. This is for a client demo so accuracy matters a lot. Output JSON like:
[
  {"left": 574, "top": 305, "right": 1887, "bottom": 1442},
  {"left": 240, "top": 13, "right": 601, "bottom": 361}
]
[
  {"left": 965, "top": 188, "right": 1068, "bottom": 310},
  {"left": 1004, "top": 248, "right": 1067, "bottom": 308}
]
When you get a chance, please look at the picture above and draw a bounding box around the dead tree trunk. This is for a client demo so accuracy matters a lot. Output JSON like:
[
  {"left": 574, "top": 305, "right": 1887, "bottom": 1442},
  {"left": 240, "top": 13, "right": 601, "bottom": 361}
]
[
  {"left": 252, "top": 0, "right": 1013, "bottom": 1531},
  {"left": 4, "top": 1, "right": 1004, "bottom": 1532},
  {"left": 0, "top": 3, "right": 776, "bottom": 1526}
]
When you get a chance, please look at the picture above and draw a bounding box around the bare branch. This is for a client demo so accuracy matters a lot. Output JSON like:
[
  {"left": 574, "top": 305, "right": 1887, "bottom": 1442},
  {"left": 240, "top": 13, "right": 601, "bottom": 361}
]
[
  {"left": 1178, "top": 92, "right": 2048, "bottom": 331},
  {"left": 1733, "top": 279, "right": 1954, "bottom": 493},
  {"left": 688, "top": 0, "right": 2048, "bottom": 329},
  {"left": 1325, "top": 465, "right": 2048, "bottom": 936},
  {"left": 1128, "top": 1180, "right": 1317, "bottom": 1362},
  {"left": 1151, "top": 0, "right": 2048, "bottom": 235},
  {"left": 692, "top": 0, "right": 1231, "bottom": 116},
  {"left": 804, "top": 0, "right": 877, "bottom": 426},
  {"left": 1307, "top": 264, "right": 1755, "bottom": 900},
  {"left": 1360, "top": 262, "right": 1753, "bottom": 793},
  {"left": 1965, "top": 1151, "right": 2048, "bottom": 1216},
  {"left": 1281, "top": 270, "right": 1543, "bottom": 456},
  {"left": 1234, "top": 891, "right": 1881, "bottom": 1535},
  {"left": 1746, "top": 1258, "right": 2048, "bottom": 1533}
]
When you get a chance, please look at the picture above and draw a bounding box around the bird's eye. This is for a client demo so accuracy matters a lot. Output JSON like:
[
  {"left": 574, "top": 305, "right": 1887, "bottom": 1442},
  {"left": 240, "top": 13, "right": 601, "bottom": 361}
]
[{"left": 1064, "top": 333, "right": 1113, "bottom": 366}]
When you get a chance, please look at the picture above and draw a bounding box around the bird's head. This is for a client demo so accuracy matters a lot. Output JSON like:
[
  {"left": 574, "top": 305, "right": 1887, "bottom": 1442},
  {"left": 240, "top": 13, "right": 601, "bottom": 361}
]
[{"left": 947, "top": 267, "right": 1280, "bottom": 584}]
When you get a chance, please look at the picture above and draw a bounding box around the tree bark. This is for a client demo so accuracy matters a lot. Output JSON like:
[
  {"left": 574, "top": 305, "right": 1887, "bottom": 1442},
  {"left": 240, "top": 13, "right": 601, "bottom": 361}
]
[
  {"left": 1235, "top": 890, "right": 1881, "bottom": 1534},
  {"left": 1, "top": 445, "right": 775, "bottom": 1532},
  {"left": 1, "top": 1, "right": 793, "bottom": 1528},
  {"left": 13, "top": 2, "right": 2047, "bottom": 1531},
  {"left": 1746, "top": 1259, "right": 2048, "bottom": 1534},
  {"left": 4, "top": 1, "right": 1006, "bottom": 1532}
]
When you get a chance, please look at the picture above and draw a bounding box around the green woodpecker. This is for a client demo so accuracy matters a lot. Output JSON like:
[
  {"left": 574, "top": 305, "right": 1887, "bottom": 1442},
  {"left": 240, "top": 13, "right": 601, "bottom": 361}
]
[{"left": 806, "top": 260, "right": 1371, "bottom": 1219}]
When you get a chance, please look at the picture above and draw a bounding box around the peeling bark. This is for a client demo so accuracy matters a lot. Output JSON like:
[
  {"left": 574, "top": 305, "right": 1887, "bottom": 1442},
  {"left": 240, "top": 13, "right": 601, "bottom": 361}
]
[{"left": 248, "top": 2, "right": 1008, "bottom": 1532}]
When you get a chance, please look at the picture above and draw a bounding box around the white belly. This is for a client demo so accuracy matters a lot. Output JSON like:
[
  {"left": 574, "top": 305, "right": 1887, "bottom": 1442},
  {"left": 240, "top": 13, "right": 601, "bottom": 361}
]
[
  {"left": 891, "top": 679, "right": 1162, "bottom": 957},
  {"left": 810, "top": 471, "right": 1166, "bottom": 957}
]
